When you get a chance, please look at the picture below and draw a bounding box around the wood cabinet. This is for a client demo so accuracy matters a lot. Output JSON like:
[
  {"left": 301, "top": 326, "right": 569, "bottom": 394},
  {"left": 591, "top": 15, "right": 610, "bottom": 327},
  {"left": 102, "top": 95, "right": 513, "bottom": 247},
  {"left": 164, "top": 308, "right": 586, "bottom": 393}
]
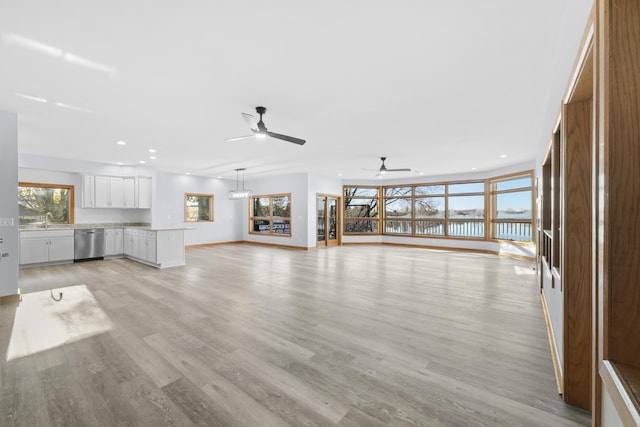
[
  {"left": 104, "top": 228, "right": 124, "bottom": 256},
  {"left": 19, "top": 230, "right": 74, "bottom": 265},
  {"left": 82, "top": 175, "right": 151, "bottom": 209}
]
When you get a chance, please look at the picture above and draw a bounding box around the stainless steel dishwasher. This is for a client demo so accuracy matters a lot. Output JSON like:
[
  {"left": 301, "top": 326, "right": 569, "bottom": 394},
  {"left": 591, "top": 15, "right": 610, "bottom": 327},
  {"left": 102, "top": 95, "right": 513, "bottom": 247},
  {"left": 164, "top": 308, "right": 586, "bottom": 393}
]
[{"left": 74, "top": 228, "right": 105, "bottom": 261}]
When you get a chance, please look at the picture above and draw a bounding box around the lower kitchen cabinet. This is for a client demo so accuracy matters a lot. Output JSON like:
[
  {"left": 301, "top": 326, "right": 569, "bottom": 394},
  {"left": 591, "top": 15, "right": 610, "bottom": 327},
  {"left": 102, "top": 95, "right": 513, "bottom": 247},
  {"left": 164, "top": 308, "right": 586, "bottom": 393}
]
[
  {"left": 20, "top": 230, "right": 74, "bottom": 265},
  {"left": 123, "top": 228, "right": 185, "bottom": 268},
  {"left": 105, "top": 228, "right": 124, "bottom": 256}
]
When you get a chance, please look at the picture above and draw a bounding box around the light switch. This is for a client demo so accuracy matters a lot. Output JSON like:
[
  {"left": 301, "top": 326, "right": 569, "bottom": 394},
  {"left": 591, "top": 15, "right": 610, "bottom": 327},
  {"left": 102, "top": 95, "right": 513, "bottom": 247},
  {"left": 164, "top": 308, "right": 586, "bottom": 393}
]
[{"left": 0, "top": 218, "right": 14, "bottom": 226}]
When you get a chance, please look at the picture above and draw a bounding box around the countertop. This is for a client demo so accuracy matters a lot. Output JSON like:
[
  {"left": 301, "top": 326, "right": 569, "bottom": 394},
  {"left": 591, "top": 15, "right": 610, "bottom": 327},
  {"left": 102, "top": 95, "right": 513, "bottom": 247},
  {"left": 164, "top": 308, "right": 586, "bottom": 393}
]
[{"left": 19, "top": 223, "right": 189, "bottom": 232}]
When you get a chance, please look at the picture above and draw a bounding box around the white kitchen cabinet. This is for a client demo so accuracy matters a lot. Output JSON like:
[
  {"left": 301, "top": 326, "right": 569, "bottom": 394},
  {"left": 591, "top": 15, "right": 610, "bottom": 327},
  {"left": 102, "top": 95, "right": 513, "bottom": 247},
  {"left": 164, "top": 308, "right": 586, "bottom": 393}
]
[
  {"left": 95, "top": 176, "right": 110, "bottom": 207},
  {"left": 124, "top": 228, "right": 139, "bottom": 258},
  {"left": 82, "top": 175, "right": 95, "bottom": 208},
  {"left": 123, "top": 178, "right": 135, "bottom": 208},
  {"left": 137, "top": 176, "right": 152, "bottom": 208},
  {"left": 105, "top": 228, "right": 124, "bottom": 256},
  {"left": 123, "top": 228, "right": 184, "bottom": 268},
  {"left": 139, "top": 231, "right": 157, "bottom": 263},
  {"left": 84, "top": 175, "right": 151, "bottom": 209},
  {"left": 109, "top": 177, "right": 125, "bottom": 208},
  {"left": 20, "top": 230, "right": 74, "bottom": 265},
  {"left": 95, "top": 176, "right": 125, "bottom": 208}
]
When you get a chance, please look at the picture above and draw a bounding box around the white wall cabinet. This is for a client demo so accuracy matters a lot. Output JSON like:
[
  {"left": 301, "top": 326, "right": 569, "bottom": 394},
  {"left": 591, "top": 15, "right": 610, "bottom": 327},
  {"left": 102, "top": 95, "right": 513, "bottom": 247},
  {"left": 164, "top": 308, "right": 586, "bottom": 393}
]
[
  {"left": 105, "top": 228, "right": 124, "bottom": 256},
  {"left": 137, "top": 176, "right": 152, "bottom": 208},
  {"left": 123, "top": 178, "right": 135, "bottom": 208},
  {"left": 82, "top": 175, "right": 95, "bottom": 208},
  {"left": 83, "top": 175, "right": 151, "bottom": 209},
  {"left": 20, "top": 230, "right": 74, "bottom": 265}
]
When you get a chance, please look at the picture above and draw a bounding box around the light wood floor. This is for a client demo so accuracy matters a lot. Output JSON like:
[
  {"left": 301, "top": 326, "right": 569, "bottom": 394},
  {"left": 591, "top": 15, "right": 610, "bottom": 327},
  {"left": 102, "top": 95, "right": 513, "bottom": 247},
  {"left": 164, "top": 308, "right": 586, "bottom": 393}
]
[{"left": 2, "top": 244, "right": 590, "bottom": 426}]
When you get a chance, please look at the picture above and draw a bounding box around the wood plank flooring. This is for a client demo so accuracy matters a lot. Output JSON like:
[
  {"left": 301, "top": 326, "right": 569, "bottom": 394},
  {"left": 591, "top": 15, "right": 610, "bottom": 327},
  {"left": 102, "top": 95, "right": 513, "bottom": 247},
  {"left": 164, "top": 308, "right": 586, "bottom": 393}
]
[{"left": 2, "top": 245, "right": 591, "bottom": 426}]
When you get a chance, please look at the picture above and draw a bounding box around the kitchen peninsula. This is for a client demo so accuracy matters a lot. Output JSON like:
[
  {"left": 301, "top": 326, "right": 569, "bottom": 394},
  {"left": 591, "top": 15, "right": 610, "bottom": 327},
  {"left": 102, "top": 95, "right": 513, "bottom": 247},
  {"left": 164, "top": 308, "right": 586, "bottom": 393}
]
[{"left": 19, "top": 224, "right": 186, "bottom": 269}]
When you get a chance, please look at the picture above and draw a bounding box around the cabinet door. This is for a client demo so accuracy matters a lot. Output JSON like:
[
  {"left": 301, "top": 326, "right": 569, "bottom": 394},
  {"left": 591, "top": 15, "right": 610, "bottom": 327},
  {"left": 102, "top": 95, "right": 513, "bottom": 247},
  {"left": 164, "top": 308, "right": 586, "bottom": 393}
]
[
  {"left": 95, "top": 176, "right": 110, "bottom": 207},
  {"left": 48, "top": 237, "right": 74, "bottom": 262},
  {"left": 19, "top": 238, "right": 49, "bottom": 264},
  {"left": 114, "top": 229, "right": 124, "bottom": 254},
  {"left": 124, "top": 230, "right": 133, "bottom": 256},
  {"left": 82, "top": 175, "right": 95, "bottom": 208},
  {"left": 123, "top": 178, "right": 135, "bottom": 208},
  {"left": 137, "top": 177, "right": 152, "bottom": 209},
  {"left": 109, "top": 177, "right": 125, "bottom": 208},
  {"left": 145, "top": 233, "right": 157, "bottom": 263}
]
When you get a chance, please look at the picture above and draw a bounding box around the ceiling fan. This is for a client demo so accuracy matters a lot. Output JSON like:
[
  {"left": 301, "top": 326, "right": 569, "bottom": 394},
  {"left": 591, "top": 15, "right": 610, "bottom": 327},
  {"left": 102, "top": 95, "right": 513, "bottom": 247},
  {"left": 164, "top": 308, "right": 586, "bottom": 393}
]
[
  {"left": 364, "top": 157, "right": 411, "bottom": 175},
  {"left": 225, "top": 106, "right": 306, "bottom": 145}
]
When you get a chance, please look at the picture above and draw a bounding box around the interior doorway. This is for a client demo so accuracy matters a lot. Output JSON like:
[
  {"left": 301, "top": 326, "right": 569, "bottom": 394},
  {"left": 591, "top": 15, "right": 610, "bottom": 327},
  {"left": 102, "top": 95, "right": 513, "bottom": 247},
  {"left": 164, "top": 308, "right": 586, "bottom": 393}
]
[{"left": 317, "top": 194, "right": 340, "bottom": 247}]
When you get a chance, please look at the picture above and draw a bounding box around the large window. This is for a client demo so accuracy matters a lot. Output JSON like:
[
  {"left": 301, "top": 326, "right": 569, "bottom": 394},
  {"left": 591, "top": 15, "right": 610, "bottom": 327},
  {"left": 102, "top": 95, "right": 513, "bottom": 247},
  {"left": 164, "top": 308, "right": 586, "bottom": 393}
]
[
  {"left": 250, "top": 193, "right": 291, "bottom": 236},
  {"left": 18, "top": 182, "right": 74, "bottom": 225},
  {"left": 184, "top": 193, "right": 213, "bottom": 222},
  {"left": 383, "top": 182, "right": 485, "bottom": 238},
  {"left": 343, "top": 171, "right": 533, "bottom": 242},
  {"left": 344, "top": 186, "right": 379, "bottom": 234},
  {"left": 490, "top": 173, "right": 533, "bottom": 242}
]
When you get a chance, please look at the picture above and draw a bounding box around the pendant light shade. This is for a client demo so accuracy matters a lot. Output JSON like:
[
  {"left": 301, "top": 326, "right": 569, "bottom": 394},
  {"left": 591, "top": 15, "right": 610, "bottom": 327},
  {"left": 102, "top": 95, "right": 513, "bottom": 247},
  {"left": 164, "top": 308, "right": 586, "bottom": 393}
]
[{"left": 228, "top": 168, "right": 252, "bottom": 199}]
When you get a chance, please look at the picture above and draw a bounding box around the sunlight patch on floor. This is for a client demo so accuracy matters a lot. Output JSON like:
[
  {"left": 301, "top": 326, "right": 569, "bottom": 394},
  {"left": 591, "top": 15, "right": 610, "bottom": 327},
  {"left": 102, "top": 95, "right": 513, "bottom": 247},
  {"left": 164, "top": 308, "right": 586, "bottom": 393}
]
[
  {"left": 514, "top": 265, "right": 536, "bottom": 275},
  {"left": 6, "top": 284, "right": 113, "bottom": 361}
]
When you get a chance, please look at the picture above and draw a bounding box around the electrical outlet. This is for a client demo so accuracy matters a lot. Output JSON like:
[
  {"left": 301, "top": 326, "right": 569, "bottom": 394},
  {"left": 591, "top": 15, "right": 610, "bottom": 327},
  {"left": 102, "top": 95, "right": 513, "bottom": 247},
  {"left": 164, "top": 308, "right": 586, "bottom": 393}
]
[{"left": 0, "top": 218, "right": 14, "bottom": 226}]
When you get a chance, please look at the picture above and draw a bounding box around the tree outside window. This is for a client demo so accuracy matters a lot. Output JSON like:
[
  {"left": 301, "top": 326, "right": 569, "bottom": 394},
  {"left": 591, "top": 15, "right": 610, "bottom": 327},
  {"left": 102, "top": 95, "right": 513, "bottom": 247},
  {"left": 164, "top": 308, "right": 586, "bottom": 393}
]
[
  {"left": 18, "top": 182, "right": 74, "bottom": 225},
  {"left": 184, "top": 193, "right": 213, "bottom": 222}
]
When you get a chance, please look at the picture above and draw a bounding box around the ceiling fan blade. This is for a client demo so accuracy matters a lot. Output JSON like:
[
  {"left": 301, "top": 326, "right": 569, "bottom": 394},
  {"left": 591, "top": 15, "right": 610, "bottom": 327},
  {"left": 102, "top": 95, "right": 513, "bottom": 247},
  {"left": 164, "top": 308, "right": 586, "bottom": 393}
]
[
  {"left": 386, "top": 168, "right": 412, "bottom": 172},
  {"left": 242, "top": 113, "right": 259, "bottom": 132},
  {"left": 266, "top": 131, "right": 306, "bottom": 145},
  {"left": 225, "top": 135, "right": 255, "bottom": 142}
]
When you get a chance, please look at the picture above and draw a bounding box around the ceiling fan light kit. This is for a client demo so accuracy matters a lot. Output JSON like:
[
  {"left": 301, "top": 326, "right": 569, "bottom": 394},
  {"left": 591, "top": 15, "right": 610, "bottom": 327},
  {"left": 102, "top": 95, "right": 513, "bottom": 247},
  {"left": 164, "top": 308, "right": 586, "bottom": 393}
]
[
  {"left": 226, "top": 106, "right": 306, "bottom": 145},
  {"left": 228, "top": 168, "right": 253, "bottom": 200}
]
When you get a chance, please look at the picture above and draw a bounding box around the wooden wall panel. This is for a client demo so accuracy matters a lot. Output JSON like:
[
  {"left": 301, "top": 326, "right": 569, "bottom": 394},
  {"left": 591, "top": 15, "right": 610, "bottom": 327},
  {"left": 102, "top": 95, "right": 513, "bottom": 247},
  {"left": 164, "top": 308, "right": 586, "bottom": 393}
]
[
  {"left": 605, "top": 0, "right": 640, "bottom": 368},
  {"left": 562, "top": 99, "right": 593, "bottom": 410}
]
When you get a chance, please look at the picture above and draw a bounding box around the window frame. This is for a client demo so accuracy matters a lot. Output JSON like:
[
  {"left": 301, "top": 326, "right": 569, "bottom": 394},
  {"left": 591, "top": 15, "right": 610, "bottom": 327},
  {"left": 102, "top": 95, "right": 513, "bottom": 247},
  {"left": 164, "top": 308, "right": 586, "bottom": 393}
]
[
  {"left": 184, "top": 193, "right": 214, "bottom": 222},
  {"left": 249, "top": 193, "right": 292, "bottom": 237},
  {"left": 343, "top": 186, "right": 380, "bottom": 235},
  {"left": 18, "top": 182, "right": 75, "bottom": 225},
  {"left": 381, "top": 180, "right": 486, "bottom": 239},
  {"left": 489, "top": 171, "right": 535, "bottom": 243}
]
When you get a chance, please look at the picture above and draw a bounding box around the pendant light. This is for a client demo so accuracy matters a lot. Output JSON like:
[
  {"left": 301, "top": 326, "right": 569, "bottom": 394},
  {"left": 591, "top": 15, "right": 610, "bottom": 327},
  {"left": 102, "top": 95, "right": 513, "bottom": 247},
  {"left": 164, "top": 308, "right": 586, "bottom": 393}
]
[{"left": 228, "top": 168, "right": 252, "bottom": 199}]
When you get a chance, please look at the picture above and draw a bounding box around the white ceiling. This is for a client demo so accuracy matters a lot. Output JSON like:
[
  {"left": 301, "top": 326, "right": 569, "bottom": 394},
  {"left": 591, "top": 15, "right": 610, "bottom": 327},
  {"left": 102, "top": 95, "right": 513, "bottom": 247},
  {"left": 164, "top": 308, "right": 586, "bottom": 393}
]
[{"left": 0, "top": 1, "right": 592, "bottom": 181}]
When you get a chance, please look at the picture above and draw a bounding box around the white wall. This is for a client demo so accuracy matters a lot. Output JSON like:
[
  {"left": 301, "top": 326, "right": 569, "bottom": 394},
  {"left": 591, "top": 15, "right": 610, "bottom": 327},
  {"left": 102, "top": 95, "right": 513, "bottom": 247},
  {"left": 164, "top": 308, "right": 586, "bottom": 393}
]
[
  {"left": 0, "top": 111, "right": 19, "bottom": 297},
  {"left": 154, "top": 172, "right": 239, "bottom": 245},
  {"left": 601, "top": 386, "right": 625, "bottom": 427}
]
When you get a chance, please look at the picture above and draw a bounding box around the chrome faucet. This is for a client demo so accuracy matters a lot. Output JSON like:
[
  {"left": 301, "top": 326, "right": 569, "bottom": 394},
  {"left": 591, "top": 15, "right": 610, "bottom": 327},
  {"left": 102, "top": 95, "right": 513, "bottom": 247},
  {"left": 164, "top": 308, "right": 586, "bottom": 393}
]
[{"left": 44, "top": 212, "right": 53, "bottom": 229}]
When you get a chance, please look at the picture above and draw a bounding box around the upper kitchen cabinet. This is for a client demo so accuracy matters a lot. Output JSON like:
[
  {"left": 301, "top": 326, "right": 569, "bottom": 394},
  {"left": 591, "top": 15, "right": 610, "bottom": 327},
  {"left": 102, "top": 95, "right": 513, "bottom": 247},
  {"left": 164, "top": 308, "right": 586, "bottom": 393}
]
[
  {"left": 137, "top": 176, "right": 152, "bottom": 209},
  {"left": 82, "top": 175, "right": 152, "bottom": 209}
]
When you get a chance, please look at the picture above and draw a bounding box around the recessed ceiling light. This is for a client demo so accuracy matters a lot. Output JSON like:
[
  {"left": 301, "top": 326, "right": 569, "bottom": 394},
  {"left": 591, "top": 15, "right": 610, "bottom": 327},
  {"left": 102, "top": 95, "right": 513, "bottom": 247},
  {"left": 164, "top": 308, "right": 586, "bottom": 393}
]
[
  {"left": 471, "top": 167, "right": 477, "bottom": 170},
  {"left": 418, "top": 172, "right": 424, "bottom": 175},
  {"left": 338, "top": 173, "right": 343, "bottom": 177},
  {"left": 185, "top": 172, "right": 191, "bottom": 175},
  {"left": 117, "top": 140, "right": 126, "bottom": 145},
  {"left": 148, "top": 148, "right": 156, "bottom": 153},
  {"left": 150, "top": 156, "right": 156, "bottom": 160},
  {"left": 117, "top": 162, "right": 123, "bottom": 165},
  {"left": 216, "top": 176, "right": 222, "bottom": 179},
  {"left": 499, "top": 154, "right": 507, "bottom": 158},
  {"left": 139, "top": 160, "right": 146, "bottom": 164}
]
